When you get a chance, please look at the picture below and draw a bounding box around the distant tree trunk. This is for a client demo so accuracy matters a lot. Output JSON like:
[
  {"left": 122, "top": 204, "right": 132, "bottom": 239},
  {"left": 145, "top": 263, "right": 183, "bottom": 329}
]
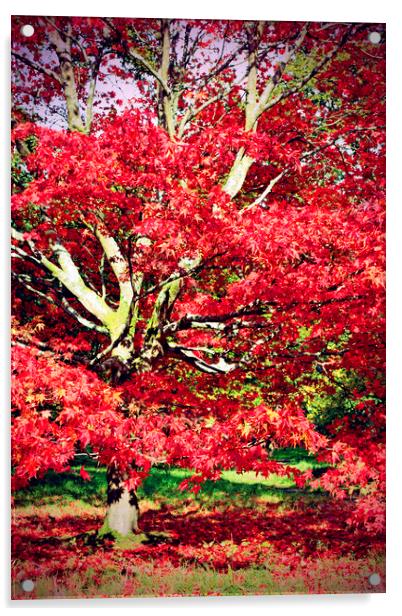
[
  {"left": 48, "top": 27, "right": 85, "bottom": 133},
  {"left": 105, "top": 464, "right": 140, "bottom": 536}
]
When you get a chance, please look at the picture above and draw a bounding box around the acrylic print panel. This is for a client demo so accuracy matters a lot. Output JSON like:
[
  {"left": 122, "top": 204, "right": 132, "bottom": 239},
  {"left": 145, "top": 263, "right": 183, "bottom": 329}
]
[{"left": 11, "top": 15, "right": 385, "bottom": 600}]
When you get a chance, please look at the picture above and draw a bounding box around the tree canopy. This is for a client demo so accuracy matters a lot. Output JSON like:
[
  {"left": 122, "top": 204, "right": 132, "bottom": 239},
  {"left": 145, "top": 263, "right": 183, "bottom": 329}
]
[{"left": 11, "top": 17, "right": 385, "bottom": 533}]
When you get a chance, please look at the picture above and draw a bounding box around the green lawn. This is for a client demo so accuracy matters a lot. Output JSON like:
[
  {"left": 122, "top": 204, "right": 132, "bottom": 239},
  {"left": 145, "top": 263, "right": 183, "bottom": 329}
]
[{"left": 14, "top": 447, "right": 328, "bottom": 509}]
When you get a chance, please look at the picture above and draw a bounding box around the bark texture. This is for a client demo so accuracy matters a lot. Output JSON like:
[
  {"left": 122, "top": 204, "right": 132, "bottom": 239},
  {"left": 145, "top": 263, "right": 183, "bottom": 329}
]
[{"left": 106, "top": 464, "right": 140, "bottom": 536}]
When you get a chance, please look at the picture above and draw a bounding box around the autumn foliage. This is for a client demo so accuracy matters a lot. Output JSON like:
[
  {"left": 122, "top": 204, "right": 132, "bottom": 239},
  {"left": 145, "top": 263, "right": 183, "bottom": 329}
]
[{"left": 11, "top": 17, "right": 385, "bottom": 536}]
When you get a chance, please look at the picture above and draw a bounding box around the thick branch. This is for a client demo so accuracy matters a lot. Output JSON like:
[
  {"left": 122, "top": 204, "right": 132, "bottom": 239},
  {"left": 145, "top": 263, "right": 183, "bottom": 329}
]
[
  {"left": 256, "top": 24, "right": 309, "bottom": 119},
  {"left": 129, "top": 48, "right": 171, "bottom": 95},
  {"left": 58, "top": 295, "right": 109, "bottom": 334},
  {"left": 44, "top": 17, "right": 90, "bottom": 64},
  {"left": 12, "top": 271, "right": 108, "bottom": 334},
  {"left": 85, "top": 55, "right": 102, "bottom": 133},
  {"left": 93, "top": 224, "right": 133, "bottom": 308},
  {"left": 142, "top": 277, "right": 182, "bottom": 360},
  {"left": 103, "top": 18, "right": 171, "bottom": 95},
  {"left": 222, "top": 24, "right": 356, "bottom": 199},
  {"left": 165, "top": 293, "right": 367, "bottom": 335},
  {"left": 48, "top": 25, "right": 85, "bottom": 132},
  {"left": 164, "top": 301, "right": 267, "bottom": 334},
  {"left": 12, "top": 227, "right": 115, "bottom": 328},
  {"left": 244, "top": 21, "right": 265, "bottom": 131},
  {"left": 166, "top": 343, "right": 236, "bottom": 374}
]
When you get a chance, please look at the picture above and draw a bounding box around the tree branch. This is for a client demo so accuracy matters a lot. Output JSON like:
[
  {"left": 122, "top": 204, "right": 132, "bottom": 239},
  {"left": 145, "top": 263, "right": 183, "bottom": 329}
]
[
  {"left": 43, "top": 17, "right": 90, "bottom": 64},
  {"left": 58, "top": 295, "right": 109, "bottom": 334},
  {"left": 93, "top": 222, "right": 134, "bottom": 308},
  {"left": 242, "top": 170, "right": 285, "bottom": 212},
  {"left": 11, "top": 50, "right": 62, "bottom": 84},
  {"left": 195, "top": 39, "right": 249, "bottom": 88},
  {"left": 256, "top": 23, "right": 309, "bottom": 119},
  {"left": 164, "top": 301, "right": 267, "bottom": 334},
  {"left": 12, "top": 226, "right": 115, "bottom": 328},
  {"left": 166, "top": 342, "right": 236, "bottom": 374},
  {"left": 103, "top": 18, "right": 171, "bottom": 95},
  {"left": 177, "top": 88, "right": 230, "bottom": 138},
  {"left": 12, "top": 271, "right": 108, "bottom": 334},
  {"left": 263, "top": 24, "right": 355, "bottom": 113},
  {"left": 165, "top": 293, "right": 367, "bottom": 335}
]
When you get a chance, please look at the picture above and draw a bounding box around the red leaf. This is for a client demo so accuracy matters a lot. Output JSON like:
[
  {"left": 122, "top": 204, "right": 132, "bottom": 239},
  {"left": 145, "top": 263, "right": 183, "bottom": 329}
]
[{"left": 80, "top": 466, "right": 91, "bottom": 481}]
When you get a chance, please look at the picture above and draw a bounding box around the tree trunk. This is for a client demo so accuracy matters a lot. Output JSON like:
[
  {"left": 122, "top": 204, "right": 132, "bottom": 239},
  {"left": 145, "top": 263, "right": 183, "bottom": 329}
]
[
  {"left": 105, "top": 464, "right": 140, "bottom": 536},
  {"left": 223, "top": 149, "right": 255, "bottom": 198},
  {"left": 48, "top": 29, "right": 85, "bottom": 133}
]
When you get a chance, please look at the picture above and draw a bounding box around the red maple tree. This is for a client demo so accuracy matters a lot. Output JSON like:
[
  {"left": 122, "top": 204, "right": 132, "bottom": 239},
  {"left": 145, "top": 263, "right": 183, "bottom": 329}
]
[{"left": 11, "top": 17, "right": 385, "bottom": 536}]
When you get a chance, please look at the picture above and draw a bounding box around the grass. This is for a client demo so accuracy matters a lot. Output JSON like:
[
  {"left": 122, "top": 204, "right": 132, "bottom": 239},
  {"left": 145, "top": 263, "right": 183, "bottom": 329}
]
[
  {"left": 14, "top": 447, "right": 328, "bottom": 509},
  {"left": 11, "top": 553, "right": 386, "bottom": 599}
]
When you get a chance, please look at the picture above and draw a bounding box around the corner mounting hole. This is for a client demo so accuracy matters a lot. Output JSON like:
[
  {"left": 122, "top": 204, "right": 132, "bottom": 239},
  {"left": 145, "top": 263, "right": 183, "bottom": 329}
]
[
  {"left": 21, "top": 24, "right": 35, "bottom": 38},
  {"left": 21, "top": 579, "right": 35, "bottom": 592},
  {"left": 368, "top": 31, "right": 381, "bottom": 44},
  {"left": 368, "top": 573, "right": 381, "bottom": 586}
]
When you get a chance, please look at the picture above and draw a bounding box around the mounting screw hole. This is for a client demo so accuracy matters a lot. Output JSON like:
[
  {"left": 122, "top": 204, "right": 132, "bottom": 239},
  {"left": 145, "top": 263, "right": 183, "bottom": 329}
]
[
  {"left": 368, "top": 573, "right": 381, "bottom": 586},
  {"left": 20, "top": 24, "right": 35, "bottom": 38},
  {"left": 368, "top": 31, "right": 381, "bottom": 44},
  {"left": 21, "top": 579, "right": 35, "bottom": 592}
]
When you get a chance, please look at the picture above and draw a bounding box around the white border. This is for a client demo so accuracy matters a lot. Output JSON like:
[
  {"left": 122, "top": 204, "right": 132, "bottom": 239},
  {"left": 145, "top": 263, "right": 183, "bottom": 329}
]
[{"left": 1, "top": 1, "right": 401, "bottom": 614}]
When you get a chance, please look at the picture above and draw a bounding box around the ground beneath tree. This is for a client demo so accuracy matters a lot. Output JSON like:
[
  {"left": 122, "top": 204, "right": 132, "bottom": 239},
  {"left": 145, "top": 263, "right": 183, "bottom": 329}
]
[{"left": 12, "top": 493, "right": 385, "bottom": 598}]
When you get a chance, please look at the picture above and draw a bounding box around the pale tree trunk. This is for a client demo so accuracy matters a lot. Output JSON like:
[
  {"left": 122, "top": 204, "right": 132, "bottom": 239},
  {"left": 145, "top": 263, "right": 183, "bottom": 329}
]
[
  {"left": 223, "top": 23, "right": 308, "bottom": 200},
  {"left": 49, "top": 26, "right": 85, "bottom": 132},
  {"left": 105, "top": 464, "right": 140, "bottom": 536},
  {"left": 100, "top": 289, "right": 178, "bottom": 536},
  {"left": 222, "top": 24, "right": 263, "bottom": 199},
  {"left": 101, "top": 349, "right": 152, "bottom": 537},
  {"left": 100, "top": 345, "right": 154, "bottom": 537},
  {"left": 157, "top": 19, "right": 176, "bottom": 138},
  {"left": 223, "top": 148, "right": 255, "bottom": 198}
]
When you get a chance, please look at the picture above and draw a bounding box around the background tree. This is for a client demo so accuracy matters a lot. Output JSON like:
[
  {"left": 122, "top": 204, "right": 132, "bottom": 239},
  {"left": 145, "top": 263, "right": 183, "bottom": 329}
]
[{"left": 11, "top": 17, "right": 385, "bottom": 536}]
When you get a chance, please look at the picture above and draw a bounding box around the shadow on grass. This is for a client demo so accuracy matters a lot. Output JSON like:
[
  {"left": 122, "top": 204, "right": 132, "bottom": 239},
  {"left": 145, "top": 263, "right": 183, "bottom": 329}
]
[
  {"left": 14, "top": 467, "right": 314, "bottom": 508},
  {"left": 13, "top": 448, "right": 330, "bottom": 508},
  {"left": 14, "top": 467, "right": 108, "bottom": 506}
]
